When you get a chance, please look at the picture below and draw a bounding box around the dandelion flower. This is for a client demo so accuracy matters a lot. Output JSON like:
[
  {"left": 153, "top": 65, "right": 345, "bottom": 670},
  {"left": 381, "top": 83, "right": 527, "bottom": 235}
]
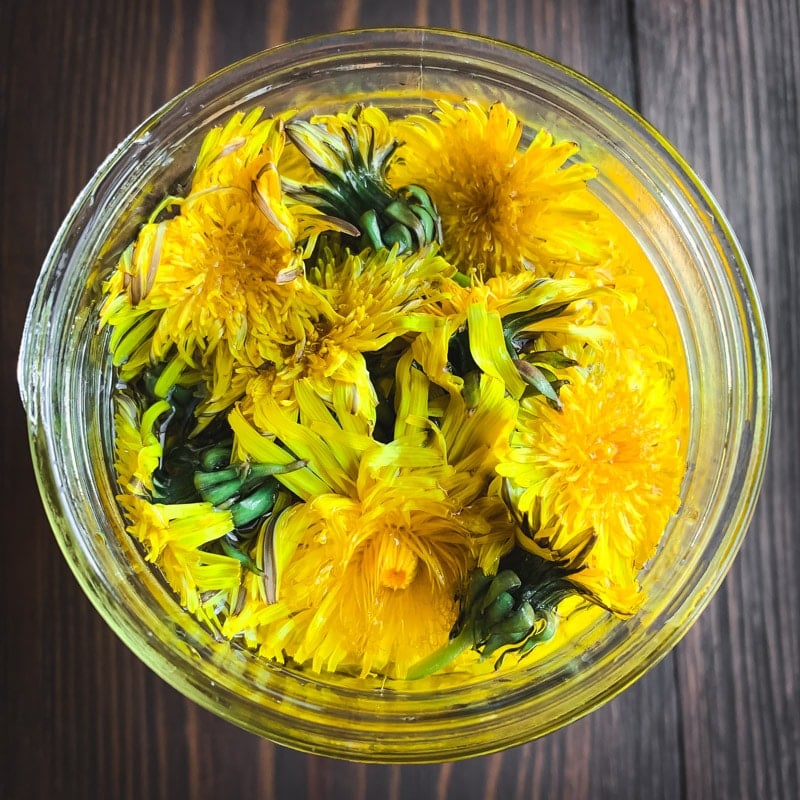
[
  {"left": 113, "top": 394, "right": 170, "bottom": 494},
  {"left": 118, "top": 494, "right": 240, "bottom": 618},
  {"left": 412, "top": 271, "right": 616, "bottom": 401},
  {"left": 497, "top": 349, "right": 686, "bottom": 588},
  {"left": 243, "top": 244, "right": 451, "bottom": 427},
  {"left": 99, "top": 109, "right": 341, "bottom": 394},
  {"left": 226, "top": 365, "right": 517, "bottom": 677},
  {"left": 391, "top": 100, "right": 608, "bottom": 277},
  {"left": 284, "top": 104, "right": 440, "bottom": 253},
  {"left": 257, "top": 461, "right": 475, "bottom": 677}
]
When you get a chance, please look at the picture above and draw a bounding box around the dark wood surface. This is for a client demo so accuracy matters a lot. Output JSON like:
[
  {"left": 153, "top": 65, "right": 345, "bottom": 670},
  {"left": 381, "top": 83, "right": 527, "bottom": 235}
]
[{"left": 2, "top": 1, "right": 798, "bottom": 797}]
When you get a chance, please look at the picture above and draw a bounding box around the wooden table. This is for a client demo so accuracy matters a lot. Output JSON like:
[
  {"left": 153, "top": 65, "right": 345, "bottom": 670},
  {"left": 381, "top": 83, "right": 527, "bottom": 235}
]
[{"left": 2, "top": 1, "right": 798, "bottom": 798}]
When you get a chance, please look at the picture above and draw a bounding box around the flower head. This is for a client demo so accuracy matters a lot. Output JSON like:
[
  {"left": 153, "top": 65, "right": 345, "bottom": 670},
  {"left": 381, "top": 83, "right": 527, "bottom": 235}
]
[
  {"left": 241, "top": 244, "right": 451, "bottom": 427},
  {"left": 118, "top": 494, "right": 240, "bottom": 621},
  {"left": 225, "top": 360, "right": 517, "bottom": 677},
  {"left": 99, "top": 109, "right": 344, "bottom": 394},
  {"left": 113, "top": 394, "right": 170, "bottom": 494},
  {"left": 390, "top": 100, "right": 608, "bottom": 277},
  {"left": 256, "top": 458, "right": 474, "bottom": 677},
  {"left": 411, "top": 271, "right": 615, "bottom": 404},
  {"left": 284, "top": 104, "right": 440, "bottom": 253},
  {"left": 497, "top": 349, "right": 686, "bottom": 587}
]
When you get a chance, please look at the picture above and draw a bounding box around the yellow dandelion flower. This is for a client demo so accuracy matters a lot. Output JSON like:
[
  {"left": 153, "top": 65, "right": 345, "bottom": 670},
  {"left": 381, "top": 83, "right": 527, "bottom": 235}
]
[
  {"left": 411, "top": 272, "right": 615, "bottom": 400},
  {"left": 99, "top": 109, "right": 346, "bottom": 394},
  {"left": 112, "top": 192, "right": 296, "bottom": 362},
  {"left": 158, "top": 544, "right": 242, "bottom": 621},
  {"left": 510, "top": 500, "right": 643, "bottom": 617},
  {"left": 119, "top": 494, "right": 234, "bottom": 561},
  {"left": 241, "top": 245, "right": 452, "bottom": 426},
  {"left": 118, "top": 494, "right": 240, "bottom": 619},
  {"left": 192, "top": 107, "right": 346, "bottom": 252},
  {"left": 194, "top": 243, "right": 452, "bottom": 427},
  {"left": 191, "top": 107, "right": 285, "bottom": 191},
  {"left": 227, "top": 393, "right": 465, "bottom": 676},
  {"left": 392, "top": 348, "right": 518, "bottom": 545},
  {"left": 390, "top": 100, "right": 608, "bottom": 277},
  {"left": 256, "top": 463, "right": 474, "bottom": 678},
  {"left": 226, "top": 361, "right": 517, "bottom": 677},
  {"left": 284, "top": 104, "right": 440, "bottom": 253},
  {"left": 497, "top": 348, "right": 686, "bottom": 587},
  {"left": 113, "top": 395, "right": 170, "bottom": 494},
  {"left": 284, "top": 104, "right": 397, "bottom": 186}
]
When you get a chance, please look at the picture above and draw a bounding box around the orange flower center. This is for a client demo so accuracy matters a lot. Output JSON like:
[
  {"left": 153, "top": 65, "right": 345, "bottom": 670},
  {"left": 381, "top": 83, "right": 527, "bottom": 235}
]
[{"left": 374, "top": 529, "right": 419, "bottom": 591}]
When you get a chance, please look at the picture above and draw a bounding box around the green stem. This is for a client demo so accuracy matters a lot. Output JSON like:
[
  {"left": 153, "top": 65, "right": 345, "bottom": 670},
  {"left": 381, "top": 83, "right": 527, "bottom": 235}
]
[{"left": 405, "top": 628, "right": 475, "bottom": 681}]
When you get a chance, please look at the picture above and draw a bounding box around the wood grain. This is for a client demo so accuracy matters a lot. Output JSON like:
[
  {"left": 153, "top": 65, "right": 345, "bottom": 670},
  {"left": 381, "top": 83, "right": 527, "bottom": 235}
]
[
  {"left": 634, "top": 2, "right": 800, "bottom": 798},
  {"left": 1, "top": 1, "right": 797, "bottom": 798}
]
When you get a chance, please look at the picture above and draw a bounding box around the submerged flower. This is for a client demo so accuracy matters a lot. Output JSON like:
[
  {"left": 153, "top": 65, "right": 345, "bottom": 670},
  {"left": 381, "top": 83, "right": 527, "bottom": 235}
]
[
  {"left": 120, "top": 495, "right": 234, "bottom": 561},
  {"left": 241, "top": 244, "right": 451, "bottom": 427},
  {"left": 253, "top": 456, "right": 475, "bottom": 677},
  {"left": 118, "top": 495, "right": 240, "bottom": 619},
  {"left": 113, "top": 394, "right": 170, "bottom": 494},
  {"left": 99, "top": 108, "right": 342, "bottom": 391},
  {"left": 509, "top": 498, "right": 643, "bottom": 617},
  {"left": 390, "top": 100, "right": 608, "bottom": 277},
  {"left": 412, "top": 271, "right": 616, "bottom": 403},
  {"left": 192, "top": 243, "right": 451, "bottom": 427},
  {"left": 497, "top": 349, "right": 686, "bottom": 587},
  {"left": 225, "top": 365, "right": 517, "bottom": 677}
]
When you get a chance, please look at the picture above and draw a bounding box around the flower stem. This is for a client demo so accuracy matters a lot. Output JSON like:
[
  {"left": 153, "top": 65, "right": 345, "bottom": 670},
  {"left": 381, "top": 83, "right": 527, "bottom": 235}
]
[{"left": 405, "top": 628, "right": 474, "bottom": 680}]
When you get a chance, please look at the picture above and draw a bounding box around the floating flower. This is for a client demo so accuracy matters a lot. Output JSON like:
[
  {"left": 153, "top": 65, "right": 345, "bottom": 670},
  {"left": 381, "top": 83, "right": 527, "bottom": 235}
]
[
  {"left": 284, "top": 104, "right": 440, "bottom": 253},
  {"left": 189, "top": 242, "right": 452, "bottom": 427},
  {"left": 99, "top": 109, "right": 344, "bottom": 394},
  {"left": 225, "top": 363, "right": 517, "bottom": 677},
  {"left": 497, "top": 349, "right": 685, "bottom": 588},
  {"left": 509, "top": 497, "right": 643, "bottom": 617},
  {"left": 242, "top": 244, "right": 451, "bottom": 427},
  {"left": 251, "top": 454, "right": 475, "bottom": 677},
  {"left": 412, "top": 271, "right": 616, "bottom": 404},
  {"left": 390, "top": 100, "right": 608, "bottom": 277},
  {"left": 113, "top": 394, "right": 170, "bottom": 494},
  {"left": 118, "top": 494, "right": 240, "bottom": 621}
]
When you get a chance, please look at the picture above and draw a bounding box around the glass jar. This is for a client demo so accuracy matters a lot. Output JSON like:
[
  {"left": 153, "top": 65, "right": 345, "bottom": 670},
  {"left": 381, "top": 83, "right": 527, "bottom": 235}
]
[{"left": 18, "top": 28, "right": 771, "bottom": 762}]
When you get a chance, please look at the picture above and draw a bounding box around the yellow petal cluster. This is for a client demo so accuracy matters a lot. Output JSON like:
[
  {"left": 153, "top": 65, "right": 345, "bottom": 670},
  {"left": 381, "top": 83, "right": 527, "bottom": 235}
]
[
  {"left": 390, "top": 100, "right": 609, "bottom": 277},
  {"left": 113, "top": 395, "right": 169, "bottom": 494},
  {"left": 225, "top": 366, "right": 517, "bottom": 677},
  {"left": 101, "top": 111, "right": 299, "bottom": 372},
  {"left": 118, "top": 494, "right": 241, "bottom": 624},
  {"left": 498, "top": 348, "right": 685, "bottom": 590}
]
